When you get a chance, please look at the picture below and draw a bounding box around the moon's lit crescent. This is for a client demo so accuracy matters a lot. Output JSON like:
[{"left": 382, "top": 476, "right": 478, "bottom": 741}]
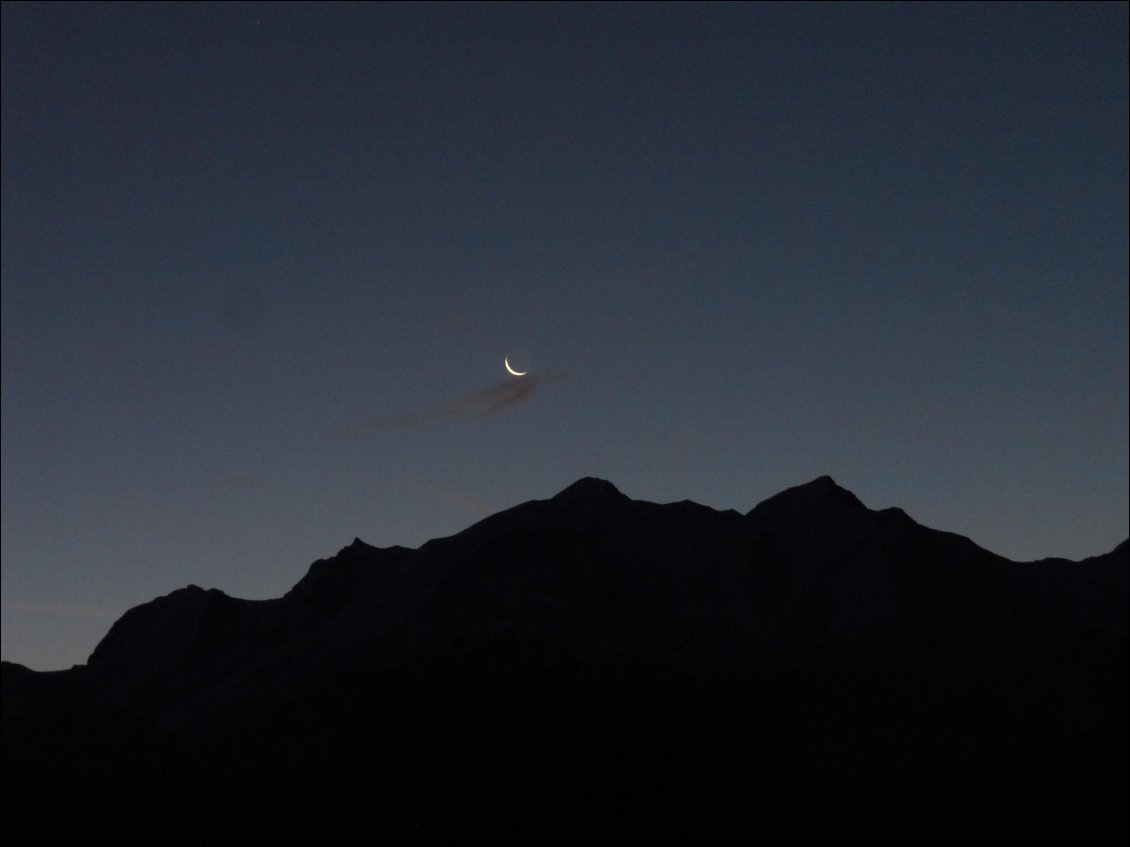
[{"left": 504, "top": 356, "right": 527, "bottom": 377}]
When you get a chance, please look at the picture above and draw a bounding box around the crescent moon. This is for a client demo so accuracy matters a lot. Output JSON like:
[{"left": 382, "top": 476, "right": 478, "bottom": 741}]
[{"left": 504, "top": 356, "right": 527, "bottom": 377}]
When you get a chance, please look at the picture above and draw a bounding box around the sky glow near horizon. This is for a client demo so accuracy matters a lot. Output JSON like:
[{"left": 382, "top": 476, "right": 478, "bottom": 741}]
[{"left": 2, "top": 3, "right": 1127, "bottom": 669}]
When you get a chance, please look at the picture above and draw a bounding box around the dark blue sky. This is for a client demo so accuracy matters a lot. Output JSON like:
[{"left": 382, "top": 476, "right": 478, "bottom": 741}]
[{"left": 3, "top": 2, "right": 1127, "bottom": 669}]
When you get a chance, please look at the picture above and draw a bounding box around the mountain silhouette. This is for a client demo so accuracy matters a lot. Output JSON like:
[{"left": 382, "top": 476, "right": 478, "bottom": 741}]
[{"left": 4, "top": 477, "right": 1127, "bottom": 845}]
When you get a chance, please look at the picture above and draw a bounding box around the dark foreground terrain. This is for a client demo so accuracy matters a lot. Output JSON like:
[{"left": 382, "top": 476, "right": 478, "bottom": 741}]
[{"left": 3, "top": 477, "right": 1127, "bottom": 844}]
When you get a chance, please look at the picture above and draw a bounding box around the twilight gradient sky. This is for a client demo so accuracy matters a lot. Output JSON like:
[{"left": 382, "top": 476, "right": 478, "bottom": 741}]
[{"left": 3, "top": 3, "right": 1127, "bottom": 670}]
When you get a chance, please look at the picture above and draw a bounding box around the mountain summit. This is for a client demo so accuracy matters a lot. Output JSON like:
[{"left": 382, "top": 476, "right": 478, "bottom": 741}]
[
  {"left": 748, "top": 474, "right": 867, "bottom": 517},
  {"left": 550, "top": 476, "right": 626, "bottom": 501},
  {"left": 4, "top": 477, "right": 1127, "bottom": 845}
]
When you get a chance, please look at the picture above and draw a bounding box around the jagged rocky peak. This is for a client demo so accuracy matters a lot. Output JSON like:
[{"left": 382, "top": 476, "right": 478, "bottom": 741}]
[
  {"left": 343, "top": 537, "right": 376, "bottom": 554},
  {"left": 87, "top": 583, "right": 231, "bottom": 668},
  {"left": 147, "top": 583, "right": 227, "bottom": 605},
  {"left": 746, "top": 475, "right": 868, "bottom": 520},
  {"left": 329, "top": 537, "right": 409, "bottom": 566},
  {"left": 287, "top": 538, "right": 409, "bottom": 601},
  {"left": 551, "top": 477, "right": 626, "bottom": 502}
]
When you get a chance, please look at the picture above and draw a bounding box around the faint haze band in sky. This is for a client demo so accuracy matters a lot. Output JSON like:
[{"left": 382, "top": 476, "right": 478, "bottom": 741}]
[{"left": 343, "top": 373, "right": 569, "bottom": 433}]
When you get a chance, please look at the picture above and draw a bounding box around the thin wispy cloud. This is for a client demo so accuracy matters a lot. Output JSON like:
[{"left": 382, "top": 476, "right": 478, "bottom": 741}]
[
  {"left": 410, "top": 483, "right": 494, "bottom": 517},
  {"left": 218, "top": 475, "right": 268, "bottom": 491},
  {"left": 343, "top": 372, "right": 568, "bottom": 435},
  {"left": 2, "top": 599, "right": 117, "bottom": 620}
]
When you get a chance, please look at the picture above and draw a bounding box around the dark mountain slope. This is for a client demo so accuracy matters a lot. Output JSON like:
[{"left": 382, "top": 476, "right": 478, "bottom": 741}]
[{"left": 4, "top": 477, "right": 1126, "bottom": 844}]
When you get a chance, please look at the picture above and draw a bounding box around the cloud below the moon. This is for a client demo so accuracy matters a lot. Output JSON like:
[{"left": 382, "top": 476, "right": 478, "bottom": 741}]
[{"left": 343, "top": 372, "right": 568, "bottom": 434}]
